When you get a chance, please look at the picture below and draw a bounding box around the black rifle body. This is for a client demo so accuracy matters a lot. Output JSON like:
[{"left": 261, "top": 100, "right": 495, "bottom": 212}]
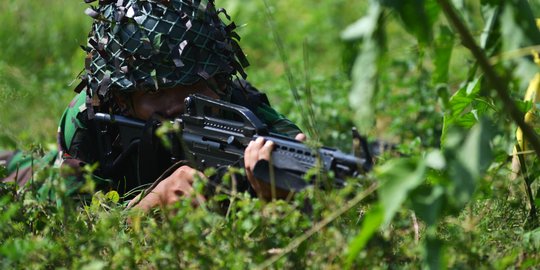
[{"left": 94, "top": 94, "right": 371, "bottom": 191}]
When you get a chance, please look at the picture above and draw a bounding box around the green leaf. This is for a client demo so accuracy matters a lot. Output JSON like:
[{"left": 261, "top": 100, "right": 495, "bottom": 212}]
[
  {"left": 480, "top": 1, "right": 502, "bottom": 54},
  {"left": 376, "top": 158, "right": 426, "bottom": 226},
  {"left": 105, "top": 190, "right": 120, "bottom": 203},
  {"left": 79, "top": 177, "right": 96, "bottom": 194},
  {"left": 465, "top": 78, "right": 482, "bottom": 95},
  {"left": 432, "top": 26, "right": 455, "bottom": 84},
  {"left": 425, "top": 150, "right": 446, "bottom": 170},
  {"left": 447, "top": 119, "right": 495, "bottom": 209},
  {"left": 449, "top": 95, "right": 473, "bottom": 117},
  {"left": 515, "top": 100, "right": 533, "bottom": 114},
  {"left": 349, "top": 40, "right": 379, "bottom": 131},
  {"left": 500, "top": 0, "right": 540, "bottom": 85},
  {"left": 91, "top": 191, "right": 104, "bottom": 210},
  {"left": 381, "top": 0, "right": 440, "bottom": 44},
  {"left": 450, "top": 78, "right": 481, "bottom": 116},
  {"left": 453, "top": 112, "right": 477, "bottom": 128},
  {"left": 347, "top": 2, "right": 384, "bottom": 131},
  {"left": 441, "top": 78, "right": 482, "bottom": 144},
  {"left": 341, "top": 4, "right": 382, "bottom": 41},
  {"left": 501, "top": 0, "right": 540, "bottom": 52},
  {"left": 410, "top": 185, "right": 445, "bottom": 226},
  {"left": 457, "top": 118, "right": 494, "bottom": 179},
  {"left": 345, "top": 204, "right": 384, "bottom": 269}
]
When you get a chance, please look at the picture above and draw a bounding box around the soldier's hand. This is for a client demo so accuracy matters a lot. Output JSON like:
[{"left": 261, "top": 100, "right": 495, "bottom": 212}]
[
  {"left": 129, "top": 165, "right": 206, "bottom": 211},
  {"left": 244, "top": 133, "right": 306, "bottom": 200}
]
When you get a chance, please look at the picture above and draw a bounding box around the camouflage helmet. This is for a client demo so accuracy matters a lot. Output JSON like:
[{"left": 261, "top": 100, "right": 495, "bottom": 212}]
[{"left": 79, "top": 0, "right": 249, "bottom": 108}]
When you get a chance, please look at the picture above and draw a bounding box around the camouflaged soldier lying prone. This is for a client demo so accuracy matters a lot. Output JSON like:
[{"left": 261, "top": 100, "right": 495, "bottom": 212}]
[{"left": 1, "top": 0, "right": 305, "bottom": 210}]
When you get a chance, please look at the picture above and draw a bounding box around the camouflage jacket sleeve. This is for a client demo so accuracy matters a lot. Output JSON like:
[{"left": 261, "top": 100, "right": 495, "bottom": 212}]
[{"left": 0, "top": 150, "right": 57, "bottom": 186}]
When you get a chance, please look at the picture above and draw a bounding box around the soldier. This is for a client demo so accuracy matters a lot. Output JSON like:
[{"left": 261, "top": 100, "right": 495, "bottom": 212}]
[{"left": 0, "top": 0, "right": 304, "bottom": 210}]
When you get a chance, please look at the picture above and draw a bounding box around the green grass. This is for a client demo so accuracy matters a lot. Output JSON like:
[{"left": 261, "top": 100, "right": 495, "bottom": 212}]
[
  {"left": 1, "top": 0, "right": 540, "bottom": 269},
  {"left": 0, "top": 1, "right": 90, "bottom": 148}
]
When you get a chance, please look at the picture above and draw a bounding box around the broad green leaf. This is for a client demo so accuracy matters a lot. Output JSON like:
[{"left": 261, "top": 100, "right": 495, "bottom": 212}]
[
  {"left": 341, "top": 3, "right": 381, "bottom": 41},
  {"left": 79, "top": 177, "right": 96, "bottom": 194},
  {"left": 453, "top": 112, "right": 477, "bottom": 129},
  {"left": 105, "top": 190, "right": 120, "bottom": 203},
  {"left": 380, "top": 0, "right": 439, "bottom": 44},
  {"left": 410, "top": 185, "right": 445, "bottom": 226},
  {"left": 480, "top": 1, "right": 502, "bottom": 54},
  {"left": 500, "top": 1, "right": 540, "bottom": 85},
  {"left": 449, "top": 95, "right": 473, "bottom": 117},
  {"left": 432, "top": 26, "right": 455, "bottom": 84},
  {"left": 457, "top": 118, "right": 494, "bottom": 179},
  {"left": 451, "top": 0, "right": 465, "bottom": 11},
  {"left": 347, "top": 2, "right": 384, "bottom": 131},
  {"left": 501, "top": 0, "right": 540, "bottom": 52},
  {"left": 349, "top": 39, "right": 379, "bottom": 131},
  {"left": 376, "top": 158, "right": 426, "bottom": 226},
  {"left": 448, "top": 78, "right": 480, "bottom": 117},
  {"left": 91, "top": 191, "right": 104, "bottom": 210},
  {"left": 425, "top": 150, "right": 446, "bottom": 170},
  {"left": 345, "top": 204, "right": 384, "bottom": 269},
  {"left": 515, "top": 100, "right": 533, "bottom": 114},
  {"left": 441, "top": 78, "right": 482, "bottom": 144},
  {"left": 448, "top": 119, "right": 495, "bottom": 208},
  {"left": 465, "top": 78, "right": 481, "bottom": 95}
]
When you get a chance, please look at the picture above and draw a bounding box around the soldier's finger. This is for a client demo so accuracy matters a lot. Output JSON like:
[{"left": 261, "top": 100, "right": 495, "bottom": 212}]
[
  {"left": 172, "top": 167, "right": 189, "bottom": 185},
  {"left": 246, "top": 138, "right": 264, "bottom": 168},
  {"left": 259, "top": 140, "right": 274, "bottom": 161},
  {"left": 244, "top": 141, "right": 255, "bottom": 170},
  {"left": 254, "top": 137, "right": 265, "bottom": 147}
]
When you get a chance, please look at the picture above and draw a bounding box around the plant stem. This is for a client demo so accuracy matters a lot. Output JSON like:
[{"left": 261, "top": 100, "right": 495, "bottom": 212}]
[
  {"left": 437, "top": 0, "right": 540, "bottom": 158},
  {"left": 255, "top": 183, "right": 378, "bottom": 270},
  {"left": 515, "top": 144, "right": 539, "bottom": 226}
]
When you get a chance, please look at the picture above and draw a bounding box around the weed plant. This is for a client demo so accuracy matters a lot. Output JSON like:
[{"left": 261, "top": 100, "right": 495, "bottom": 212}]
[{"left": 1, "top": 0, "right": 540, "bottom": 269}]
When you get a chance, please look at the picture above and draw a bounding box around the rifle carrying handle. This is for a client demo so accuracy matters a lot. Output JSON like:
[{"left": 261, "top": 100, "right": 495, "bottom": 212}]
[{"left": 185, "top": 94, "right": 268, "bottom": 133}]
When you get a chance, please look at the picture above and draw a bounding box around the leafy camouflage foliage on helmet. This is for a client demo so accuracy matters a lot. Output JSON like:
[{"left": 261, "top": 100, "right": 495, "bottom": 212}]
[{"left": 79, "top": 0, "right": 249, "bottom": 114}]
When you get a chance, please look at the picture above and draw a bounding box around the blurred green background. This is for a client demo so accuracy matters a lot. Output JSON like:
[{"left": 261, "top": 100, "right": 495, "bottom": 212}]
[{"left": 0, "top": 0, "right": 367, "bottom": 149}]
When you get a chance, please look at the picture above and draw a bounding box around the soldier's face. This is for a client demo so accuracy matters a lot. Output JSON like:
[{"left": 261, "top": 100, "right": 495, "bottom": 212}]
[{"left": 125, "top": 80, "right": 219, "bottom": 120}]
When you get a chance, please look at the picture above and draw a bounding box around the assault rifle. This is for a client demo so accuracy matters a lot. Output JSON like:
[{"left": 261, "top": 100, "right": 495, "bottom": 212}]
[{"left": 94, "top": 94, "right": 373, "bottom": 192}]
